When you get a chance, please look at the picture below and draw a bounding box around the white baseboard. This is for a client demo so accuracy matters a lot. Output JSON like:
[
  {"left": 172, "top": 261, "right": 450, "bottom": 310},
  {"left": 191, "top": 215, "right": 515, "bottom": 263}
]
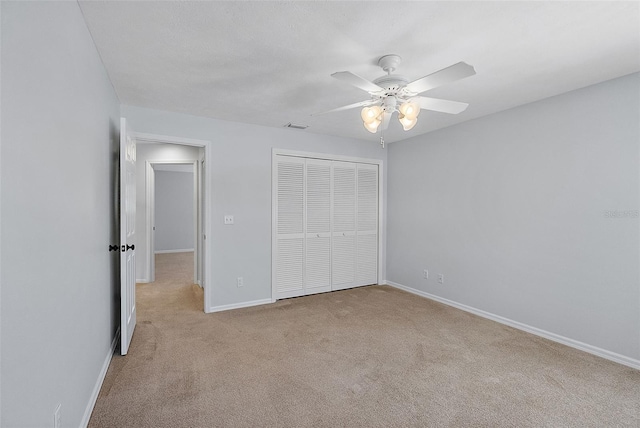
[
  {"left": 154, "top": 249, "right": 194, "bottom": 254},
  {"left": 80, "top": 328, "right": 120, "bottom": 428},
  {"left": 207, "top": 298, "right": 274, "bottom": 314},
  {"left": 386, "top": 281, "right": 640, "bottom": 370},
  {"left": 136, "top": 278, "right": 150, "bottom": 284}
]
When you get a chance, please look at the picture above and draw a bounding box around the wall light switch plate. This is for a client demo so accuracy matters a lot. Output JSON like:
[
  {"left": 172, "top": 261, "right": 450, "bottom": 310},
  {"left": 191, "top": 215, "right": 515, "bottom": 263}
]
[
  {"left": 224, "top": 215, "right": 234, "bottom": 225},
  {"left": 423, "top": 269, "right": 429, "bottom": 279}
]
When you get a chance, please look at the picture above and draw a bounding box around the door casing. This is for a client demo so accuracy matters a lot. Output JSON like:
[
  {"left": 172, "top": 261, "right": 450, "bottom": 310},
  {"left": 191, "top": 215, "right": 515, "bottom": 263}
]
[
  {"left": 136, "top": 133, "right": 212, "bottom": 313},
  {"left": 146, "top": 160, "right": 201, "bottom": 284}
]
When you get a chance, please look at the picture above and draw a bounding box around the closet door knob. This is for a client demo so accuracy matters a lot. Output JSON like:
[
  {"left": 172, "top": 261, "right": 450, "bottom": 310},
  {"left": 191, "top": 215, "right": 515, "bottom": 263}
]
[{"left": 127, "top": 244, "right": 135, "bottom": 251}]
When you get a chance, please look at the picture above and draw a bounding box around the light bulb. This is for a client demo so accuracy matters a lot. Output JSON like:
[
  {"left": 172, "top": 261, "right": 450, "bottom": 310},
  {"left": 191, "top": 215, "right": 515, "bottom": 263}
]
[
  {"left": 363, "top": 118, "right": 381, "bottom": 133},
  {"left": 361, "top": 106, "right": 382, "bottom": 124},
  {"left": 399, "top": 102, "right": 420, "bottom": 120},
  {"left": 398, "top": 114, "right": 417, "bottom": 131}
]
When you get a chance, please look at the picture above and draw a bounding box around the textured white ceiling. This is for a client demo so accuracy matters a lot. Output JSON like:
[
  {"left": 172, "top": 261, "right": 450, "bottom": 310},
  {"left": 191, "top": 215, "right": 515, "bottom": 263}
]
[{"left": 79, "top": 1, "right": 640, "bottom": 144}]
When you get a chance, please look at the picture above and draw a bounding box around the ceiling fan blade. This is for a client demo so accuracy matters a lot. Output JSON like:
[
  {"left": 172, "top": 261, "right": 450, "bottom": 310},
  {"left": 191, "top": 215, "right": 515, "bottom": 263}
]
[
  {"left": 331, "top": 71, "right": 383, "bottom": 93},
  {"left": 405, "top": 62, "right": 476, "bottom": 94},
  {"left": 381, "top": 111, "right": 392, "bottom": 130},
  {"left": 413, "top": 96, "right": 469, "bottom": 114},
  {"left": 312, "top": 99, "right": 378, "bottom": 116}
]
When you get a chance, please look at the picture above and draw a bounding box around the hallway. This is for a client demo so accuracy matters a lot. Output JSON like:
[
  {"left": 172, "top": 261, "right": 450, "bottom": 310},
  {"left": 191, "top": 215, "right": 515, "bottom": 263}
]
[{"left": 137, "top": 252, "right": 203, "bottom": 316}]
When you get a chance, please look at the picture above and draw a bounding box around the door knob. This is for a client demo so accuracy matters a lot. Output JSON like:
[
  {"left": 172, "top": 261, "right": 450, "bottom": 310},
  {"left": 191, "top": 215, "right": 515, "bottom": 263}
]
[
  {"left": 108, "top": 245, "right": 119, "bottom": 252},
  {"left": 127, "top": 244, "right": 135, "bottom": 251}
]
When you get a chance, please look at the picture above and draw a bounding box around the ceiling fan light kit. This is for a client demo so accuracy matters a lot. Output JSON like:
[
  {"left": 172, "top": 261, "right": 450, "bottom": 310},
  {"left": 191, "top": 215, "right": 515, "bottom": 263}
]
[
  {"left": 361, "top": 105, "right": 382, "bottom": 123},
  {"left": 361, "top": 105, "right": 383, "bottom": 133},
  {"left": 398, "top": 114, "right": 417, "bottom": 131},
  {"left": 364, "top": 119, "right": 382, "bottom": 133},
  {"left": 397, "top": 100, "right": 420, "bottom": 131},
  {"left": 320, "top": 54, "right": 476, "bottom": 145}
]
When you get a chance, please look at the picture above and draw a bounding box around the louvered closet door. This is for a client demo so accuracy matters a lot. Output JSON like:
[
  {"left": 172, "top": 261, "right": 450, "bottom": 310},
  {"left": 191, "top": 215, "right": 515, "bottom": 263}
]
[
  {"left": 332, "top": 162, "right": 357, "bottom": 291},
  {"left": 305, "top": 159, "right": 332, "bottom": 293},
  {"left": 274, "top": 157, "right": 305, "bottom": 299},
  {"left": 356, "top": 164, "right": 378, "bottom": 286}
]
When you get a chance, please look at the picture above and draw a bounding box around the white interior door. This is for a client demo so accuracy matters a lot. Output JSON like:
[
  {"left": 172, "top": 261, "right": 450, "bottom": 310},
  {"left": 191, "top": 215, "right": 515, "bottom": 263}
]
[
  {"left": 332, "top": 162, "right": 357, "bottom": 291},
  {"left": 120, "top": 118, "right": 137, "bottom": 355},
  {"left": 273, "top": 157, "right": 305, "bottom": 299},
  {"left": 305, "top": 159, "right": 332, "bottom": 293},
  {"left": 356, "top": 164, "right": 378, "bottom": 286}
]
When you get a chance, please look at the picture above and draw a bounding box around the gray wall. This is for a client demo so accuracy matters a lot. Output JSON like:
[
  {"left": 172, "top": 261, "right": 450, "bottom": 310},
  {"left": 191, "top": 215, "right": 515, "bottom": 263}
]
[
  {"left": 122, "top": 105, "right": 388, "bottom": 310},
  {"left": 1, "top": 2, "right": 121, "bottom": 426},
  {"left": 135, "top": 144, "right": 201, "bottom": 281},
  {"left": 155, "top": 170, "right": 194, "bottom": 252},
  {"left": 387, "top": 73, "right": 640, "bottom": 363}
]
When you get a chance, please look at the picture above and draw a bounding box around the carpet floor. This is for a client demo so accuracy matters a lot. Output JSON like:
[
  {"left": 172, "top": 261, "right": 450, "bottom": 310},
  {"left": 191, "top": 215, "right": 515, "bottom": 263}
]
[{"left": 89, "top": 252, "right": 640, "bottom": 427}]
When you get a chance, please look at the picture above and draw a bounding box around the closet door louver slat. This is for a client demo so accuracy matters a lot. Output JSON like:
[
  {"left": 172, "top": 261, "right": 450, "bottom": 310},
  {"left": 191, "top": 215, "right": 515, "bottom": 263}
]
[
  {"left": 274, "top": 158, "right": 305, "bottom": 297},
  {"left": 305, "top": 160, "right": 332, "bottom": 292},
  {"left": 277, "top": 161, "right": 304, "bottom": 235},
  {"left": 356, "top": 164, "right": 378, "bottom": 286},
  {"left": 332, "top": 162, "right": 357, "bottom": 290}
]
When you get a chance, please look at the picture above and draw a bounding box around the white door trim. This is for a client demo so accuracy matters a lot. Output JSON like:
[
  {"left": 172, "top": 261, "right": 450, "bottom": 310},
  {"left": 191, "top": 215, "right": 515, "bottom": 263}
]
[
  {"left": 272, "top": 149, "right": 384, "bottom": 300},
  {"left": 136, "top": 133, "right": 210, "bottom": 147},
  {"left": 273, "top": 148, "right": 382, "bottom": 166},
  {"left": 135, "top": 132, "right": 212, "bottom": 314}
]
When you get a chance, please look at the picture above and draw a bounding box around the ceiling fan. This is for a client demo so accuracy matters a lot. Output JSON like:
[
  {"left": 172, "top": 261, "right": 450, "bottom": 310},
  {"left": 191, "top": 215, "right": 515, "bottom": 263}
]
[{"left": 317, "top": 54, "right": 476, "bottom": 145}]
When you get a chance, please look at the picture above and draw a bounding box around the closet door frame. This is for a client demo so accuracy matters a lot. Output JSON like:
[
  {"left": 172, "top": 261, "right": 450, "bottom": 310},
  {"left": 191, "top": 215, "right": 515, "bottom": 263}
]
[{"left": 272, "top": 149, "right": 384, "bottom": 301}]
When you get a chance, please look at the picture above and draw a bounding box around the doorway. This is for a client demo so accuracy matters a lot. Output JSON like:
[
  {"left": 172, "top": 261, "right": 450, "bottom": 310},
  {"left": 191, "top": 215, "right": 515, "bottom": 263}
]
[
  {"left": 149, "top": 161, "right": 201, "bottom": 285},
  {"left": 135, "top": 133, "right": 211, "bottom": 313}
]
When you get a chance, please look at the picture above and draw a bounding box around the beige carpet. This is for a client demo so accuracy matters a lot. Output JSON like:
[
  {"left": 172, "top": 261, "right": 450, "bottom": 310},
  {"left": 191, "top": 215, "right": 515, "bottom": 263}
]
[{"left": 89, "top": 252, "right": 640, "bottom": 427}]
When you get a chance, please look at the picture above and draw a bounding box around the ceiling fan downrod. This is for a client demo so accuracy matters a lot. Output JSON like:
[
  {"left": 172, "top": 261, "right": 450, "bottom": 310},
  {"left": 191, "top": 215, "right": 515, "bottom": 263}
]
[{"left": 378, "top": 54, "right": 402, "bottom": 75}]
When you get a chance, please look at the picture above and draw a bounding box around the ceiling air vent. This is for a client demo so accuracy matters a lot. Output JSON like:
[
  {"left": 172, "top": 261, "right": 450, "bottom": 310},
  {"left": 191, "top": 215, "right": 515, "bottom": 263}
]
[{"left": 284, "top": 123, "right": 308, "bottom": 130}]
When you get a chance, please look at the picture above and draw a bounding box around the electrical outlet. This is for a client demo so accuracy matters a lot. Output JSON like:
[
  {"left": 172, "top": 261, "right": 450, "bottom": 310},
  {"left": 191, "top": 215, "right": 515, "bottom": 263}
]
[
  {"left": 423, "top": 269, "right": 429, "bottom": 279},
  {"left": 54, "top": 404, "right": 61, "bottom": 428},
  {"left": 224, "top": 215, "right": 234, "bottom": 225},
  {"left": 438, "top": 274, "right": 444, "bottom": 284},
  {"left": 237, "top": 277, "right": 243, "bottom": 287}
]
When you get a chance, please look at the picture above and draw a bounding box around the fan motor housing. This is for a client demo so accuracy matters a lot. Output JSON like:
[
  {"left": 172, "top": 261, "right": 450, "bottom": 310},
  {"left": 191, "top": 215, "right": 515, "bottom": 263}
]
[{"left": 373, "top": 74, "right": 409, "bottom": 92}]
